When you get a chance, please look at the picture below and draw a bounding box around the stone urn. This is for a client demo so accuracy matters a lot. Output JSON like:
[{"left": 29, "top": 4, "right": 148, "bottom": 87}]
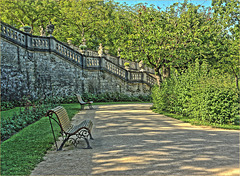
[
  {"left": 46, "top": 21, "right": 54, "bottom": 36},
  {"left": 79, "top": 45, "right": 87, "bottom": 54},
  {"left": 67, "top": 38, "right": 72, "bottom": 45},
  {"left": 117, "top": 47, "right": 121, "bottom": 57},
  {"left": 20, "top": 26, "right": 32, "bottom": 33},
  {"left": 40, "top": 25, "right": 45, "bottom": 36},
  {"left": 124, "top": 62, "right": 130, "bottom": 70}
]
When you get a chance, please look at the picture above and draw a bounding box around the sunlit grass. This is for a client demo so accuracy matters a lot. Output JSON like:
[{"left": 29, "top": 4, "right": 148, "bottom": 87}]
[
  {"left": 1, "top": 104, "right": 80, "bottom": 175},
  {"left": 153, "top": 109, "right": 240, "bottom": 130},
  {"left": 1, "top": 102, "right": 150, "bottom": 175},
  {"left": 1, "top": 107, "right": 22, "bottom": 120}
]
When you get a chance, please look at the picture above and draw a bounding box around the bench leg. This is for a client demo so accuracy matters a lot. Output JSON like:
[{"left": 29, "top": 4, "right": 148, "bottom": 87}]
[
  {"left": 58, "top": 135, "right": 70, "bottom": 151},
  {"left": 75, "top": 129, "right": 93, "bottom": 149},
  {"left": 89, "top": 132, "right": 94, "bottom": 140},
  {"left": 81, "top": 104, "right": 84, "bottom": 110},
  {"left": 84, "top": 138, "right": 92, "bottom": 149},
  {"left": 88, "top": 104, "right": 93, "bottom": 109}
]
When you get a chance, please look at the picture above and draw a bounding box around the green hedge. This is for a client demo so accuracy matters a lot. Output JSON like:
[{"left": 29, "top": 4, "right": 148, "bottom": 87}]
[
  {"left": 1, "top": 101, "right": 15, "bottom": 111},
  {"left": 1, "top": 92, "right": 151, "bottom": 141},
  {"left": 152, "top": 60, "right": 239, "bottom": 125},
  {"left": 1, "top": 92, "right": 151, "bottom": 111},
  {"left": 1, "top": 116, "right": 58, "bottom": 175},
  {"left": 1, "top": 97, "right": 60, "bottom": 141}
]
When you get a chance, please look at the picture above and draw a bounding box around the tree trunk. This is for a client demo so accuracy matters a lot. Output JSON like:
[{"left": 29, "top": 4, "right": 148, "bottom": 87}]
[
  {"left": 235, "top": 76, "right": 239, "bottom": 91},
  {"left": 154, "top": 68, "right": 162, "bottom": 87},
  {"left": 162, "top": 66, "right": 170, "bottom": 80}
]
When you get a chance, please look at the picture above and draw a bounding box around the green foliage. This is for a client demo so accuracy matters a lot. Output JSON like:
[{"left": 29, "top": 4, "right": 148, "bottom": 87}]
[
  {"left": 116, "top": 2, "right": 223, "bottom": 84},
  {"left": 1, "top": 101, "right": 14, "bottom": 111},
  {"left": 0, "top": 0, "right": 60, "bottom": 35},
  {"left": 1, "top": 96, "right": 60, "bottom": 141},
  {"left": 1, "top": 92, "right": 151, "bottom": 141},
  {"left": 188, "top": 85, "right": 238, "bottom": 124},
  {"left": 1, "top": 101, "right": 154, "bottom": 175},
  {"left": 1, "top": 104, "right": 79, "bottom": 175},
  {"left": 151, "top": 85, "right": 168, "bottom": 111},
  {"left": 82, "top": 92, "right": 151, "bottom": 102},
  {"left": 1, "top": 0, "right": 238, "bottom": 85},
  {"left": 1, "top": 107, "right": 22, "bottom": 121},
  {"left": 152, "top": 60, "right": 239, "bottom": 125},
  {"left": 211, "top": 0, "right": 240, "bottom": 90}
]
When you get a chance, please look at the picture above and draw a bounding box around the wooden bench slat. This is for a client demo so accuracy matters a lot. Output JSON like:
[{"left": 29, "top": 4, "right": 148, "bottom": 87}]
[
  {"left": 76, "top": 94, "right": 94, "bottom": 110},
  {"left": 54, "top": 108, "right": 72, "bottom": 132},
  {"left": 46, "top": 106, "right": 93, "bottom": 151}
]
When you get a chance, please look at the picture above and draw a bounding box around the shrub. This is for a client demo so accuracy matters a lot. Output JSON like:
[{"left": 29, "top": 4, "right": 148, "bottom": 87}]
[
  {"left": 187, "top": 73, "right": 239, "bottom": 124},
  {"left": 152, "top": 85, "right": 168, "bottom": 111},
  {"left": 152, "top": 60, "right": 239, "bottom": 125},
  {"left": 1, "top": 92, "right": 151, "bottom": 141},
  {"left": 81, "top": 92, "right": 151, "bottom": 103},
  {"left": 1, "top": 96, "right": 59, "bottom": 141},
  {"left": 1, "top": 101, "right": 14, "bottom": 111}
]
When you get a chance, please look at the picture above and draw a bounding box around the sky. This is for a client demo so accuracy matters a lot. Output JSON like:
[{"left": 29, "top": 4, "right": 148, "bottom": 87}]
[{"left": 114, "top": 0, "right": 212, "bottom": 9}]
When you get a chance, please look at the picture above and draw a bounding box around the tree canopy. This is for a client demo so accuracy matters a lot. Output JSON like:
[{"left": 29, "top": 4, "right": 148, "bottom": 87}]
[{"left": 1, "top": 0, "right": 239, "bottom": 88}]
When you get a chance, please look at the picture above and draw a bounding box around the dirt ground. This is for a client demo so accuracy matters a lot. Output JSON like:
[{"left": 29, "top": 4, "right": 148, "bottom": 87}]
[{"left": 31, "top": 104, "right": 240, "bottom": 175}]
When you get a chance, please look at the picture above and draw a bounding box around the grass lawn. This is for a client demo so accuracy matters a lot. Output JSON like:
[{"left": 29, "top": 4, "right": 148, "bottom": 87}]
[
  {"left": 1, "top": 101, "right": 238, "bottom": 175},
  {"left": 1, "top": 107, "right": 22, "bottom": 121},
  {"left": 1, "top": 102, "right": 150, "bottom": 175},
  {"left": 153, "top": 110, "right": 240, "bottom": 130}
]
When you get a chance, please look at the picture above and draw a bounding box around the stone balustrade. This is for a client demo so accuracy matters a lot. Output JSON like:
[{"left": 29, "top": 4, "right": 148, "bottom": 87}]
[
  {"left": 146, "top": 74, "right": 156, "bottom": 86},
  {"left": 85, "top": 57, "right": 100, "bottom": 68},
  {"left": 31, "top": 36, "right": 49, "bottom": 50},
  {"left": 1, "top": 21, "right": 156, "bottom": 87},
  {"left": 130, "top": 72, "right": 143, "bottom": 82},
  {"left": 104, "top": 58, "right": 126, "bottom": 79},
  {"left": 1, "top": 22, "right": 26, "bottom": 46}
]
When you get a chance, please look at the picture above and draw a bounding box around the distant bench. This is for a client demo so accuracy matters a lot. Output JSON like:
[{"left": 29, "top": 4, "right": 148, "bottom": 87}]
[
  {"left": 76, "top": 94, "right": 93, "bottom": 110},
  {"left": 46, "top": 106, "right": 93, "bottom": 151}
]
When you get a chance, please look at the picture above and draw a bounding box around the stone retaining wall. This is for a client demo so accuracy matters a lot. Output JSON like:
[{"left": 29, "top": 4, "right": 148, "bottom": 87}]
[{"left": 1, "top": 22, "right": 156, "bottom": 101}]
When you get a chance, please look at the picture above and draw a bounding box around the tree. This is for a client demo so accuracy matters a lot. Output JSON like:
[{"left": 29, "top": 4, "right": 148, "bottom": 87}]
[
  {"left": 116, "top": 2, "right": 217, "bottom": 85},
  {"left": 211, "top": 0, "right": 240, "bottom": 90},
  {"left": 0, "top": 0, "right": 60, "bottom": 35}
]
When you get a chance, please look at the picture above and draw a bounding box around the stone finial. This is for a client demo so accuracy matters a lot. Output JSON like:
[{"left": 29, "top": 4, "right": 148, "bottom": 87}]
[
  {"left": 40, "top": 25, "right": 45, "bottom": 36},
  {"left": 67, "top": 38, "right": 72, "bottom": 45},
  {"left": 98, "top": 43, "right": 103, "bottom": 57},
  {"left": 20, "top": 26, "right": 32, "bottom": 33},
  {"left": 79, "top": 37, "right": 87, "bottom": 54},
  {"left": 82, "top": 38, "right": 86, "bottom": 45},
  {"left": 46, "top": 21, "right": 54, "bottom": 37},
  {"left": 139, "top": 60, "right": 145, "bottom": 72},
  {"left": 117, "top": 47, "right": 121, "bottom": 57}
]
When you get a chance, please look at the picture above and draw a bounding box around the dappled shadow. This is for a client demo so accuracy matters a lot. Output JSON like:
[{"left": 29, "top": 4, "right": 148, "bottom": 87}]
[
  {"left": 31, "top": 104, "right": 239, "bottom": 175},
  {"left": 90, "top": 104, "right": 240, "bottom": 175}
]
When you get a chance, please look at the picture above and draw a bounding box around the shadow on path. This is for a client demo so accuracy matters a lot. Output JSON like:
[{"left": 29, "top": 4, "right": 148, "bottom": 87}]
[{"left": 31, "top": 104, "right": 240, "bottom": 175}]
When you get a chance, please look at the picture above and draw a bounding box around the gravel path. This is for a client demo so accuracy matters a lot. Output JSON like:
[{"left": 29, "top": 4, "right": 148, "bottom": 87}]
[{"left": 31, "top": 104, "right": 240, "bottom": 175}]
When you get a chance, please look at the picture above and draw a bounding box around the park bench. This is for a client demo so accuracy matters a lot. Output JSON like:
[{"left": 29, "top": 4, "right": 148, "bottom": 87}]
[
  {"left": 46, "top": 106, "right": 94, "bottom": 151},
  {"left": 76, "top": 94, "right": 93, "bottom": 110}
]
